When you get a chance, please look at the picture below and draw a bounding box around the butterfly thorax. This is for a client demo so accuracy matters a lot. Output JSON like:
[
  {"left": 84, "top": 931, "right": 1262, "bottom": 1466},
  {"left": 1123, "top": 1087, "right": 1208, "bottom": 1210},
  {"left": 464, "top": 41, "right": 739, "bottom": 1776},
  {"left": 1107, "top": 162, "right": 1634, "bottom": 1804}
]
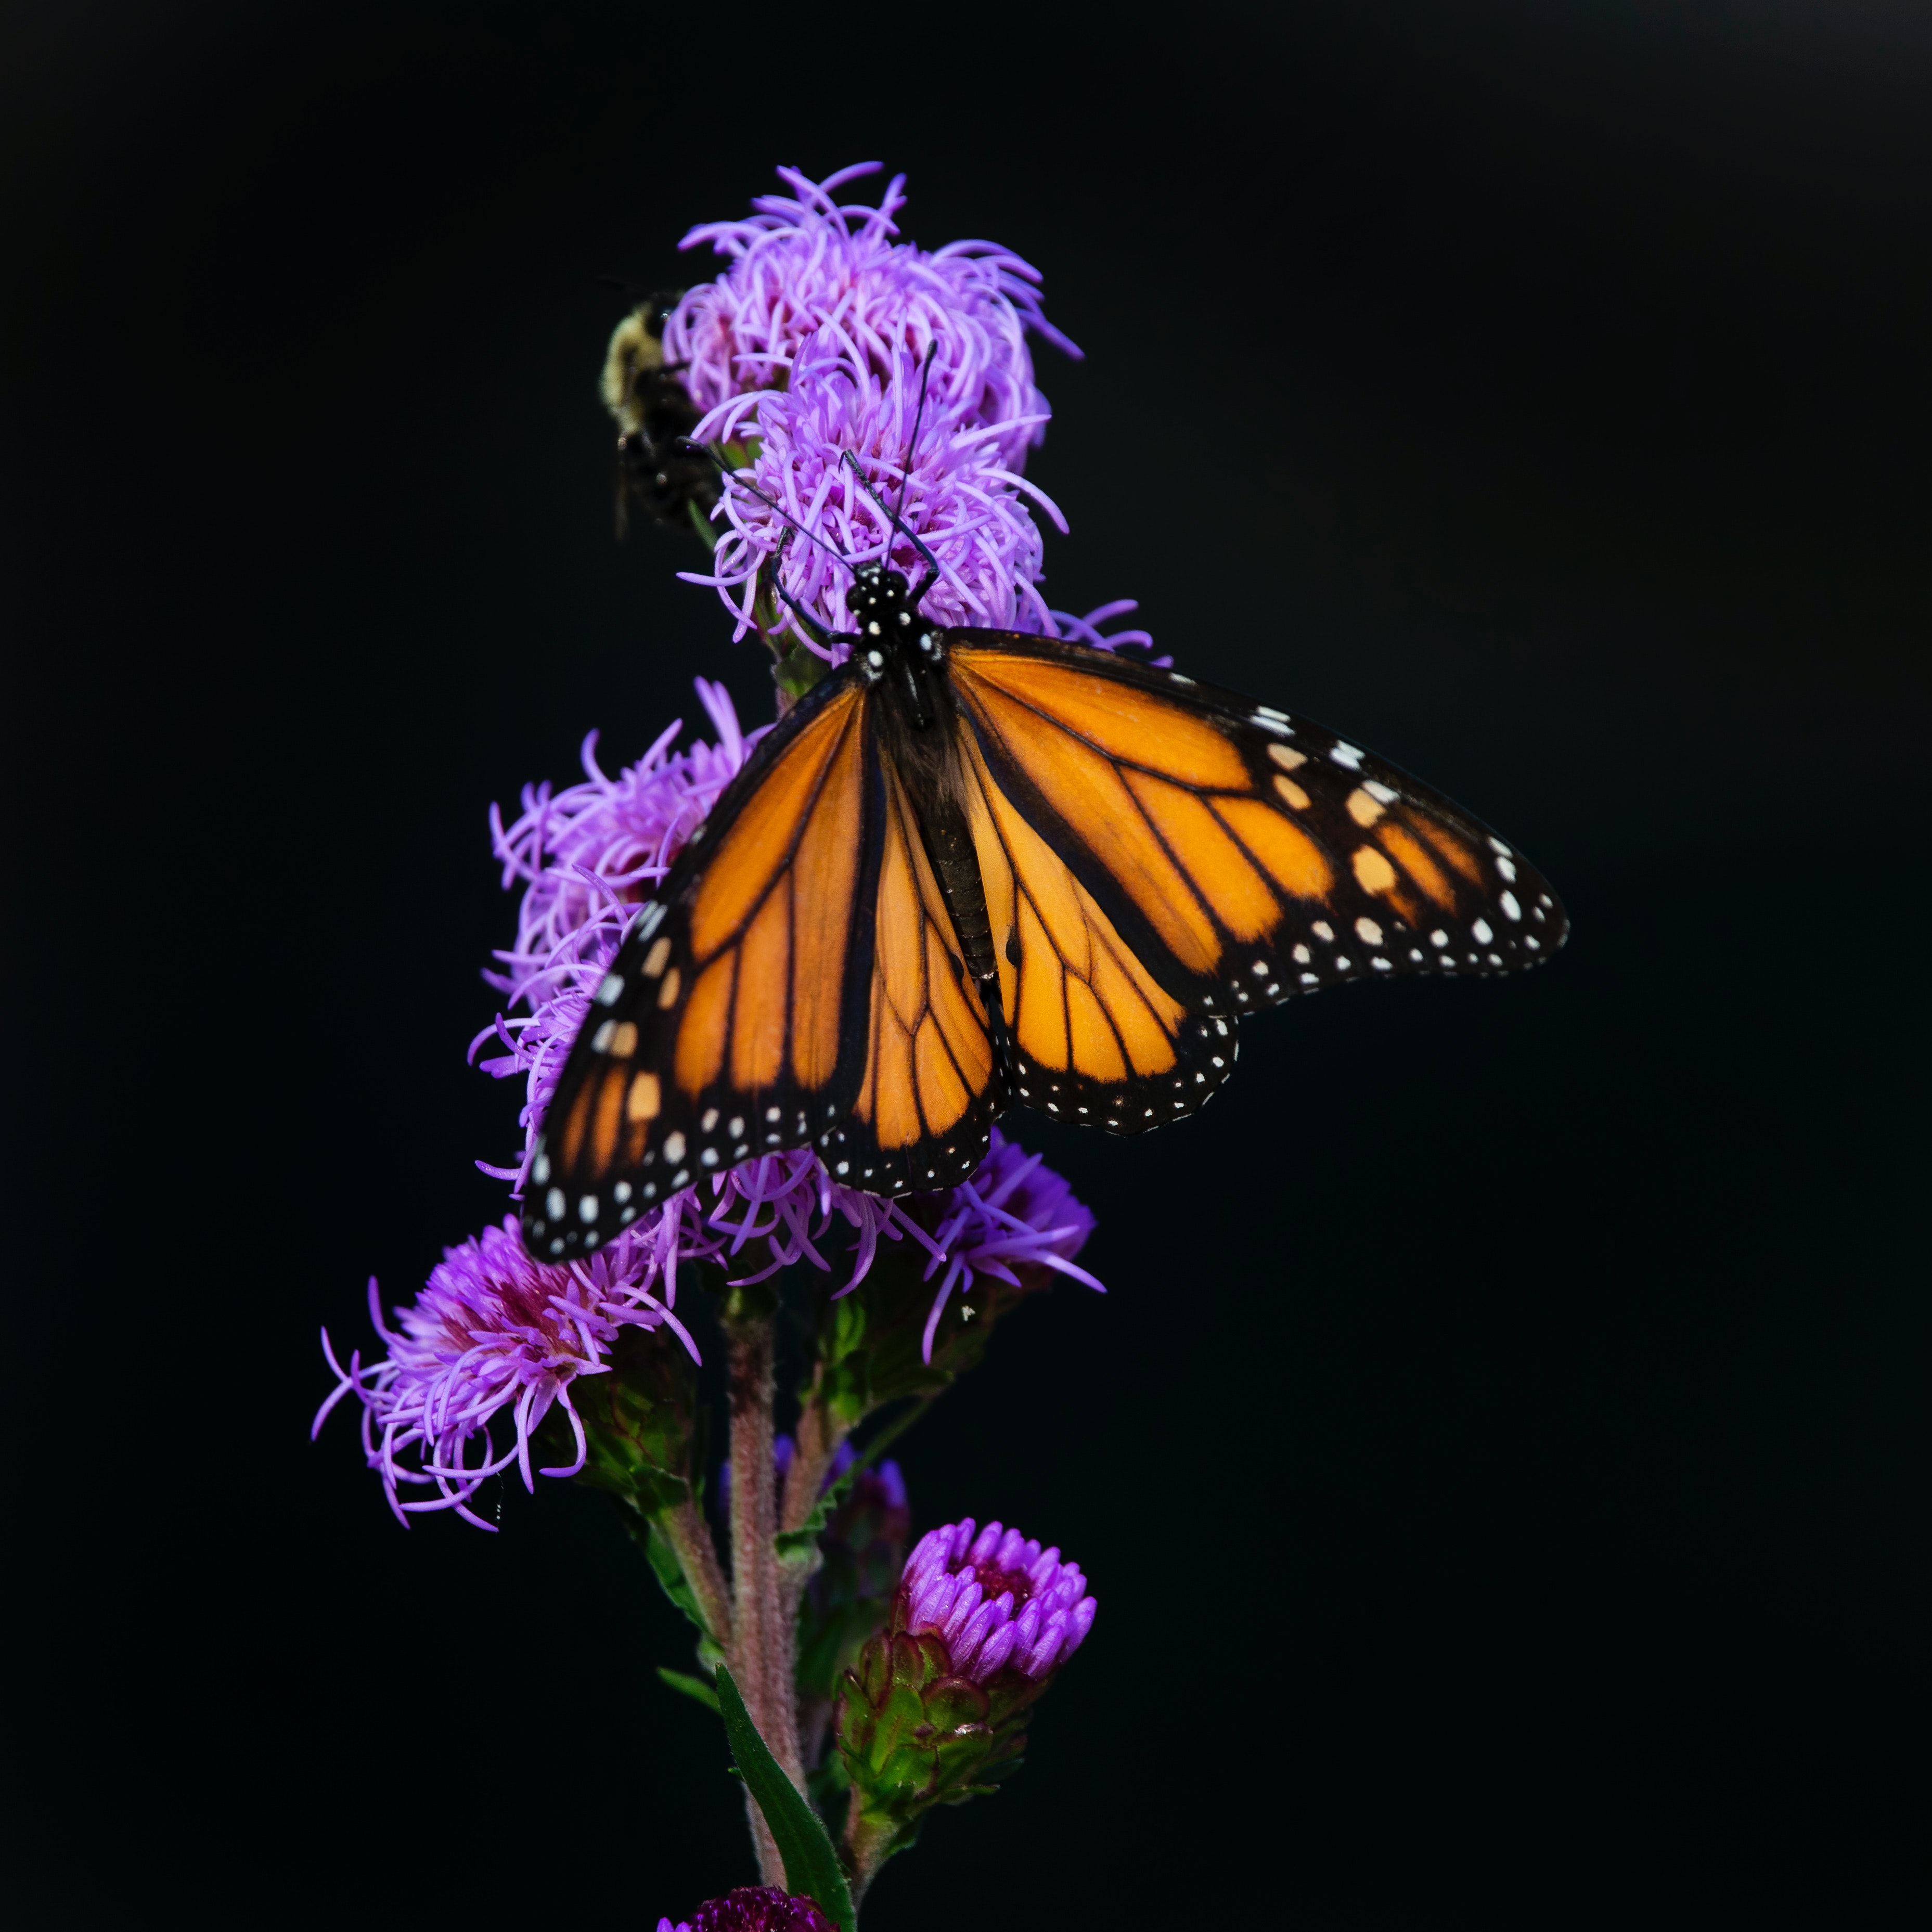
[{"left": 840, "top": 563, "right": 1002, "bottom": 1008}]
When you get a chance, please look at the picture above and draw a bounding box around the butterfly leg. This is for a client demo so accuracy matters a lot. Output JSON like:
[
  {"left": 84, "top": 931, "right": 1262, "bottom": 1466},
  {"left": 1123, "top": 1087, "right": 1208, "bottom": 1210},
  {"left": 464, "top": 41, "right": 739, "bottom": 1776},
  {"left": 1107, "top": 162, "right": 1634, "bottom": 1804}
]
[{"left": 766, "top": 568, "right": 852, "bottom": 655}]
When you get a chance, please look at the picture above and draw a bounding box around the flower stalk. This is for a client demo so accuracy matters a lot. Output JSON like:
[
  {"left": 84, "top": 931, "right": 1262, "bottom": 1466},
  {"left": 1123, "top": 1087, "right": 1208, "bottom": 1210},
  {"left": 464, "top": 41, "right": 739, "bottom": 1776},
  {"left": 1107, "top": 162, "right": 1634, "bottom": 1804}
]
[{"left": 724, "top": 1294, "right": 807, "bottom": 1883}]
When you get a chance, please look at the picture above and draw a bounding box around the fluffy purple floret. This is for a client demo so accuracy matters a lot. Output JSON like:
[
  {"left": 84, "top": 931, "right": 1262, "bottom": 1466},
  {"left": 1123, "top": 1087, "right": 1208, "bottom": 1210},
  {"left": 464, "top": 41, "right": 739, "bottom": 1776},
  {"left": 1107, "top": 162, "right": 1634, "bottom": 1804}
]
[
  {"left": 667, "top": 162, "right": 1076, "bottom": 469},
  {"left": 687, "top": 328, "right": 1064, "bottom": 647},
  {"left": 313, "top": 1218, "right": 697, "bottom": 1531},
  {"left": 896, "top": 1517, "right": 1097, "bottom": 1683},
  {"left": 909, "top": 1132, "right": 1103, "bottom": 1362},
  {"left": 665, "top": 164, "right": 1150, "bottom": 659}
]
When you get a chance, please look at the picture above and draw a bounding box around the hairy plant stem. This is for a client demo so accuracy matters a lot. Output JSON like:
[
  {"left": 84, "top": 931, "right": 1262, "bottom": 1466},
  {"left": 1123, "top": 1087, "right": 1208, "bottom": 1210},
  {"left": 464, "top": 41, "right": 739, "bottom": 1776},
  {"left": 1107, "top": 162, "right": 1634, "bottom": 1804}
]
[
  {"left": 777, "top": 1389, "right": 851, "bottom": 1625},
  {"left": 843, "top": 1809, "right": 899, "bottom": 1910},
  {"left": 726, "top": 1308, "right": 806, "bottom": 1885},
  {"left": 659, "top": 1495, "right": 733, "bottom": 1651}
]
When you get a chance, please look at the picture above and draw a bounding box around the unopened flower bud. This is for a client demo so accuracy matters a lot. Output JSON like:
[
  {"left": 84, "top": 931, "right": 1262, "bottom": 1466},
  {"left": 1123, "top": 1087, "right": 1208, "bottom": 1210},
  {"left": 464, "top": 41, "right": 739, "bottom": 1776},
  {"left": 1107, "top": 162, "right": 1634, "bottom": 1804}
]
[
  {"left": 834, "top": 1516, "right": 1097, "bottom": 1886},
  {"left": 898, "top": 1518, "right": 1096, "bottom": 1682}
]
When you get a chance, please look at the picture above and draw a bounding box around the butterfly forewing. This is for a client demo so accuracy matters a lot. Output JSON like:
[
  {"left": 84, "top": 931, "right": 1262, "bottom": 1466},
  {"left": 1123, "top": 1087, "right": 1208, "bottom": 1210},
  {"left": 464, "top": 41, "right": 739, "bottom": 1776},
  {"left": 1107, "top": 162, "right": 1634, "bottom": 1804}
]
[
  {"left": 818, "top": 750, "right": 1010, "bottom": 1194},
  {"left": 525, "top": 673, "right": 883, "bottom": 1258},
  {"left": 945, "top": 633, "right": 1567, "bottom": 1135}
]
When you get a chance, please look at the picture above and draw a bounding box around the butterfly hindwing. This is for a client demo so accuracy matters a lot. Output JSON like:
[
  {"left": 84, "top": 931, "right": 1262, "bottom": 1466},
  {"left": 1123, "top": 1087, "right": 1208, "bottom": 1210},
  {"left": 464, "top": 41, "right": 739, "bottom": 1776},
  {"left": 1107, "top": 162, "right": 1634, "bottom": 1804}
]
[
  {"left": 525, "top": 672, "right": 883, "bottom": 1257},
  {"left": 945, "top": 631, "right": 1567, "bottom": 1135},
  {"left": 953, "top": 714, "right": 1239, "bottom": 1132}
]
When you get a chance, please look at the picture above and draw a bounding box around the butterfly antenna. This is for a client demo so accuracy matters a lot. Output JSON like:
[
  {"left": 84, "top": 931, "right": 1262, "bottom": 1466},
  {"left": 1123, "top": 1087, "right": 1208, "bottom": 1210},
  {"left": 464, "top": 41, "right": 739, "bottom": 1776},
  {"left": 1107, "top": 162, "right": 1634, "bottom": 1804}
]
[
  {"left": 765, "top": 542, "right": 840, "bottom": 650},
  {"left": 891, "top": 340, "right": 938, "bottom": 531},
  {"left": 674, "top": 437, "right": 854, "bottom": 574},
  {"left": 842, "top": 449, "right": 944, "bottom": 593}
]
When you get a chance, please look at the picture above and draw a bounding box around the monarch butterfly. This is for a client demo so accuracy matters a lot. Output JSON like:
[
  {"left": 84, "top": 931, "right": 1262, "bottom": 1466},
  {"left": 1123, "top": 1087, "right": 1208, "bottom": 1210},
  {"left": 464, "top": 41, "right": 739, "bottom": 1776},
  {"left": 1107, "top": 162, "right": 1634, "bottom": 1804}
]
[{"left": 522, "top": 509, "right": 1568, "bottom": 1260}]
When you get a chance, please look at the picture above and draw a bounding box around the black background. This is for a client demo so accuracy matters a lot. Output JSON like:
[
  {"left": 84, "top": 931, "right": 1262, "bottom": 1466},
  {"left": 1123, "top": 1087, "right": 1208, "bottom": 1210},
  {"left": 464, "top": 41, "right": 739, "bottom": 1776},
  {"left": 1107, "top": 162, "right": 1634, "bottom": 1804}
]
[{"left": 7, "top": 3, "right": 1929, "bottom": 1925}]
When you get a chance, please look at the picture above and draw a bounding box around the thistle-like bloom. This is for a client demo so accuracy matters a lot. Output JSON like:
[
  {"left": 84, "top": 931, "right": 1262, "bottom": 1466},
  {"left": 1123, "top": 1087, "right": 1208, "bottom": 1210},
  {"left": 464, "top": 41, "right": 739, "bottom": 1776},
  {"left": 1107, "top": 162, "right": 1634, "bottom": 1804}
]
[
  {"left": 909, "top": 1131, "right": 1103, "bottom": 1361},
  {"left": 689, "top": 328, "right": 1067, "bottom": 647},
  {"left": 655, "top": 1890, "right": 834, "bottom": 1932},
  {"left": 666, "top": 164, "right": 1134, "bottom": 655},
  {"left": 897, "top": 1518, "right": 1097, "bottom": 1683},
  {"left": 667, "top": 162, "right": 1075, "bottom": 465},
  {"left": 313, "top": 1218, "right": 695, "bottom": 1530}
]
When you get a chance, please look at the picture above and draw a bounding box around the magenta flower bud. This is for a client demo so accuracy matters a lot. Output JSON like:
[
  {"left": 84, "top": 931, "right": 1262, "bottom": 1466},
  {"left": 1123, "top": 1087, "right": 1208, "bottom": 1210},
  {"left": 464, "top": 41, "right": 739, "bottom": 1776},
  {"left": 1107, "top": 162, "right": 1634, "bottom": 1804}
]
[
  {"left": 656, "top": 1888, "right": 834, "bottom": 1932},
  {"left": 894, "top": 1517, "right": 1096, "bottom": 1683},
  {"left": 835, "top": 1512, "right": 1099, "bottom": 1878}
]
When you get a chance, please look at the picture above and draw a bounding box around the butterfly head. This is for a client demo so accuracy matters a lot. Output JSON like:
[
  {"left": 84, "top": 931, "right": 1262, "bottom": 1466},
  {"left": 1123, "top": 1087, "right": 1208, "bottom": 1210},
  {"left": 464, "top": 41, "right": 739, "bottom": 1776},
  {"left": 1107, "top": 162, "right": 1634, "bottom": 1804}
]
[
  {"left": 847, "top": 561, "right": 919, "bottom": 636},
  {"left": 845, "top": 560, "right": 950, "bottom": 725}
]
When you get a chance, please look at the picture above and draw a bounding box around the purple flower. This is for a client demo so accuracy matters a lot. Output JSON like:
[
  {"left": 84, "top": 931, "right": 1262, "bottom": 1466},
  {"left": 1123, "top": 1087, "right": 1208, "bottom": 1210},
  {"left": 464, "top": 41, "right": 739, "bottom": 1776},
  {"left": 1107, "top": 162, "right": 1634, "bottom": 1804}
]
[
  {"left": 896, "top": 1518, "right": 1097, "bottom": 1684},
  {"left": 906, "top": 1129, "right": 1103, "bottom": 1361},
  {"left": 656, "top": 1890, "right": 834, "bottom": 1932},
  {"left": 667, "top": 162, "right": 1076, "bottom": 465},
  {"left": 688, "top": 326, "right": 1064, "bottom": 648},
  {"left": 313, "top": 1218, "right": 696, "bottom": 1531},
  {"left": 664, "top": 164, "right": 1149, "bottom": 661}
]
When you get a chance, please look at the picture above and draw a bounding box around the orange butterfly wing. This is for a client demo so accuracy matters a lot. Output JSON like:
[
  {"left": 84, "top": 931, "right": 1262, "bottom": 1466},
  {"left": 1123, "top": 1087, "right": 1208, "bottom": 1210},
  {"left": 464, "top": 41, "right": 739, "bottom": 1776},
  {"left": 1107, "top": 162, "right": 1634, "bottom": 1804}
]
[
  {"left": 946, "top": 633, "right": 1567, "bottom": 1133},
  {"left": 817, "top": 750, "right": 1009, "bottom": 1195},
  {"left": 526, "top": 674, "right": 883, "bottom": 1258}
]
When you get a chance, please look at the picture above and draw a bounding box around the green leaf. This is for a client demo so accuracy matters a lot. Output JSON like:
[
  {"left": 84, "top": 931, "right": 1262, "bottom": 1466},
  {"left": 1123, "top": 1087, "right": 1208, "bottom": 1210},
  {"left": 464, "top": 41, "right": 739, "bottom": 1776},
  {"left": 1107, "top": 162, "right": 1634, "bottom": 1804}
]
[
  {"left": 638, "top": 1518, "right": 717, "bottom": 1642},
  {"left": 656, "top": 1667, "right": 722, "bottom": 1715},
  {"left": 714, "top": 1666, "right": 856, "bottom": 1932},
  {"left": 774, "top": 1462, "right": 857, "bottom": 1566}
]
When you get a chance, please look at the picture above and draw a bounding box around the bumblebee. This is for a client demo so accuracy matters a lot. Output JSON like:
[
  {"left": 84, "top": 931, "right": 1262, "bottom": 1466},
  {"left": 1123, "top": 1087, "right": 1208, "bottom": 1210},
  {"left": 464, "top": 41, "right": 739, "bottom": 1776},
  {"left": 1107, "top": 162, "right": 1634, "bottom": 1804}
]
[{"left": 600, "top": 291, "right": 718, "bottom": 537}]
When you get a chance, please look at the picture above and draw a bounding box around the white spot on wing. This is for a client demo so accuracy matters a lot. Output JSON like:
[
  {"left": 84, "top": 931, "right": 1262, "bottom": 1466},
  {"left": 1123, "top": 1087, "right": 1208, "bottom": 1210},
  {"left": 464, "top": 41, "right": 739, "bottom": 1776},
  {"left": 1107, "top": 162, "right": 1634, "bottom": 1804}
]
[{"left": 1329, "top": 741, "right": 1364, "bottom": 770}]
